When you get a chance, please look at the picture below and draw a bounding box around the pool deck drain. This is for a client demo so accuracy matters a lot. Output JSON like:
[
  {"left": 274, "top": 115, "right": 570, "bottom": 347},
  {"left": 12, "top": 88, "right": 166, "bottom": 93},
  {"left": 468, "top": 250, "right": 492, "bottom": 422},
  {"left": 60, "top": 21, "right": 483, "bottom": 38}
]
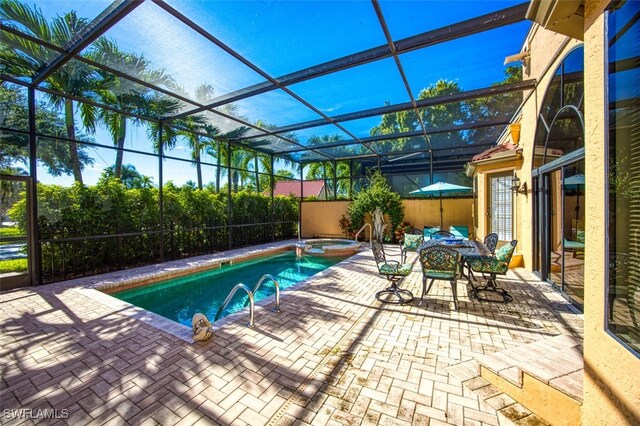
[{"left": 0, "top": 240, "right": 583, "bottom": 425}]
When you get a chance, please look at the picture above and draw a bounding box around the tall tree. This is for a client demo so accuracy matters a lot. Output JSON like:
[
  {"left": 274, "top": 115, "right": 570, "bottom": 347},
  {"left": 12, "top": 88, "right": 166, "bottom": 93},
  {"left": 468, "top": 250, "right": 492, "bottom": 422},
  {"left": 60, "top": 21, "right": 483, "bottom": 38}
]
[
  {"left": 98, "top": 164, "right": 153, "bottom": 189},
  {"left": 90, "top": 38, "right": 175, "bottom": 178},
  {"left": 174, "top": 84, "right": 217, "bottom": 190},
  {"left": 0, "top": 0, "right": 113, "bottom": 183},
  {"left": 0, "top": 83, "right": 95, "bottom": 176}
]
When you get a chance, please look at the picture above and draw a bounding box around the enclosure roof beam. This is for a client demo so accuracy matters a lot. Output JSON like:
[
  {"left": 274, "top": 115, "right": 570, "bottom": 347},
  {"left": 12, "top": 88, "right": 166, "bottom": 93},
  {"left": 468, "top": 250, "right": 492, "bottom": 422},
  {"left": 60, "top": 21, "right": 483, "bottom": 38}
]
[
  {"left": 243, "top": 79, "right": 535, "bottom": 138},
  {"left": 278, "top": 117, "right": 510, "bottom": 154},
  {"left": 372, "top": 0, "right": 434, "bottom": 158},
  {"left": 151, "top": 0, "right": 373, "bottom": 157},
  {"left": 382, "top": 142, "right": 495, "bottom": 159},
  {"left": 172, "top": 2, "right": 529, "bottom": 119},
  {"left": 32, "top": 0, "right": 143, "bottom": 85}
]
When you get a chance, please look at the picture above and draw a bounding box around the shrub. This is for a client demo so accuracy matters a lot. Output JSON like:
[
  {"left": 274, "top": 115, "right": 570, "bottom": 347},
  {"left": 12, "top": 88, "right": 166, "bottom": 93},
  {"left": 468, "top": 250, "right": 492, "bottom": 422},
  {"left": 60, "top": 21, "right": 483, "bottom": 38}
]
[
  {"left": 347, "top": 171, "right": 404, "bottom": 242},
  {"left": 394, "top": 221, "right": 413, "bottom": 241},
  {"left": 339, "top": 214, "right": 356, "bottom": 239},
  {"left": 8, "top": 179, "right": 299, "bottom": 282}
]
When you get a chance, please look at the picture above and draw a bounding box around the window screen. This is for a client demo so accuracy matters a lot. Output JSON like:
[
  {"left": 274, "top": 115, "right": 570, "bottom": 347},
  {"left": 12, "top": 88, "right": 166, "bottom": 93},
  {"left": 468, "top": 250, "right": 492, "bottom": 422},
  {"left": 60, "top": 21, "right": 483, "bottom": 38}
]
[{"left": 490, "top": 175, "right": 513, "bottom": 241}]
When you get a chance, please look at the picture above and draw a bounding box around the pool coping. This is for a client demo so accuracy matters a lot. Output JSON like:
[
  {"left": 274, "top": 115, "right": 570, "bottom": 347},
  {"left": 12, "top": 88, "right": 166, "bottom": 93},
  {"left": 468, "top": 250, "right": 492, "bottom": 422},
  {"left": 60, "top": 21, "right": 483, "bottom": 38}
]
[{"left": 46, "top": 239, "right": 364, "bottom": 344}]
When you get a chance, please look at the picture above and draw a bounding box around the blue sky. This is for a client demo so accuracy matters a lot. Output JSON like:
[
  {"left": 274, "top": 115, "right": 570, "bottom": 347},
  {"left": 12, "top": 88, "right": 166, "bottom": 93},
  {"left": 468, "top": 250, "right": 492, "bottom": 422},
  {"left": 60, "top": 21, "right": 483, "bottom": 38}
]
[{"left": 28, "top": 0, "right": 531, "bottom": 186}]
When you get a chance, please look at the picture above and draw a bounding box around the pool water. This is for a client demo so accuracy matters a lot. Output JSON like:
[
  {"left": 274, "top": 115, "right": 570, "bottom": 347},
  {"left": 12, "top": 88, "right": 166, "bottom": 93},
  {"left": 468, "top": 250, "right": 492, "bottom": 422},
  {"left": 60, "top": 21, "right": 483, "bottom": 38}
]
[{"left": 111, "top": 251, "right": 348, "bottom": 326}]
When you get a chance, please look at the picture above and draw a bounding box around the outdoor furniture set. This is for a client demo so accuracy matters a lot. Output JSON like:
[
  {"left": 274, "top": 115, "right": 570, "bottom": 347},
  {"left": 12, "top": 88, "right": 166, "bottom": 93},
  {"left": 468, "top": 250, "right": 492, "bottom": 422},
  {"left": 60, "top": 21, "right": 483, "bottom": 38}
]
[{"left": 372, "top": 230, "right": 518, "bottom": 308}]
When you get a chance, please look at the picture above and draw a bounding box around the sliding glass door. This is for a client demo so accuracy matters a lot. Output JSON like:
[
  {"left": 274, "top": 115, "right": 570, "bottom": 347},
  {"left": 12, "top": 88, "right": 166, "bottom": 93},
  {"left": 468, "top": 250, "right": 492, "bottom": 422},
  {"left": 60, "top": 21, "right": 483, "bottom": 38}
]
[{"left": 534, "top": 160, "right": 585, "bottom": 309}]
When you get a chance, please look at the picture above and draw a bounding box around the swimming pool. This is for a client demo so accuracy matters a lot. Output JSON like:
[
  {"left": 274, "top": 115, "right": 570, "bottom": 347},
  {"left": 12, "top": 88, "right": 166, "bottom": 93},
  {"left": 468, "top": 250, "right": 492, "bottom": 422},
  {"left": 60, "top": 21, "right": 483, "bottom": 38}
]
[{"left": 111, "top": 251, "right": 348, "bottom": 326}]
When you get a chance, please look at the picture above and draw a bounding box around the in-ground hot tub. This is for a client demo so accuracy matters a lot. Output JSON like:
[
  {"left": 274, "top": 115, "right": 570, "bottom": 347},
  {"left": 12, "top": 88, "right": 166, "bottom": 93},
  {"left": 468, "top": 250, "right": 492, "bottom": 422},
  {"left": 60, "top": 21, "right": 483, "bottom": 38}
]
[{"left": 296, "top": 238, "right": 362, "bottom": 257}]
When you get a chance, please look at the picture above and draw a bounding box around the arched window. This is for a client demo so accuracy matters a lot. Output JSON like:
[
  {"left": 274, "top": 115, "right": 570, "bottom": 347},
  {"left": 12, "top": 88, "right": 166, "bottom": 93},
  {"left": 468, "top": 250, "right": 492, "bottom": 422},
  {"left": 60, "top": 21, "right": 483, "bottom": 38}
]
[{"left": 534, "top": 47, "right": 585, "bottom": 165}]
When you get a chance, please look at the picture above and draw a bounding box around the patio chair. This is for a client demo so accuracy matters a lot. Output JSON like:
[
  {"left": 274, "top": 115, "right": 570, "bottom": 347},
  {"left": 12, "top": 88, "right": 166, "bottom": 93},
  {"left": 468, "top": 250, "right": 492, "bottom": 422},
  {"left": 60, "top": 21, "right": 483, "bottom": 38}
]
[
  {"left": 484, "top": 233, "right": 499, "bottom": 255},
  {"left": 430, "top": 230, "right": 455, "bottom": 240},
  {"left": 449, "top": 225, "right": 469, "bottom": 239},
  {"left": 399, "top": 230, "right": 424, "bottom": 263},
  {"left": 372, "top": 240, "right": 414, "bottom": 304},
  {"left": 418, "top": 245, "right": 462, "bottom": 310},
  {"left": 468, "top": 240, "right": 518, "bottom": 303}
]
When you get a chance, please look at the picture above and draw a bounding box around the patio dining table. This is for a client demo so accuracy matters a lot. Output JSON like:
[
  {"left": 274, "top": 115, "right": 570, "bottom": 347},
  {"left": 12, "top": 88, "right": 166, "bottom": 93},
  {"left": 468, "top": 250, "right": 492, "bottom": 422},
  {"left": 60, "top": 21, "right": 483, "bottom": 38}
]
[
  {"left": 418, "top": 239, "right": 490, "bottom": 263},
  {"left": 418, "top": 239, "right": 490, "bottom": 287}
]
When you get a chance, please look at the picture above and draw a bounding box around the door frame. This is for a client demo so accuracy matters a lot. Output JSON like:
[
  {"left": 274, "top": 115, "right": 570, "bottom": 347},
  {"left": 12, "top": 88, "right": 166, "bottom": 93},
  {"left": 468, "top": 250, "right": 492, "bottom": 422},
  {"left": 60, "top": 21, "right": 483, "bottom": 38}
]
[
  {"left": 486, "top": 171, "right": 515, "bottom": 243},
  {"left": 0, "top": 174, "right": 36, "bottom": 289},
  {"left": 532, "top": 152, "right": 586, "bottom": 307}
]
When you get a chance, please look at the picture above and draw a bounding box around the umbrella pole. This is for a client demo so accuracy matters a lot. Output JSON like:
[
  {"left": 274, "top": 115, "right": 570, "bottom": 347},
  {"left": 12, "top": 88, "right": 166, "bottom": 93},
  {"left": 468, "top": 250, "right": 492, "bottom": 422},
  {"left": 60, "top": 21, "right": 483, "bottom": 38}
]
[{"left": 439, "top": 191, "right": 444, "bottom": 230}]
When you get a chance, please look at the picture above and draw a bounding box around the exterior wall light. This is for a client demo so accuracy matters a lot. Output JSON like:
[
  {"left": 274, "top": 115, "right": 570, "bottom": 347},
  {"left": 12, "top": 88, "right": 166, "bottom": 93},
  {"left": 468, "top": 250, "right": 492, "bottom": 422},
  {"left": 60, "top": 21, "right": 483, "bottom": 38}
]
[{"left": 511, "top": 175, "right": 528, "bottom": 195}]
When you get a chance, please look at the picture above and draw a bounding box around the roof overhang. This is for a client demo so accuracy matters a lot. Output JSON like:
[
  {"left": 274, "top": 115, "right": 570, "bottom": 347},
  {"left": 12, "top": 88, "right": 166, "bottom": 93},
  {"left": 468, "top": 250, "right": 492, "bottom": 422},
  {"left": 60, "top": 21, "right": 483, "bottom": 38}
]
[
  {"left": 526, "top": 0, "right": 585, "bottom": 40},
  {"left": 465, "top": 143, "right": 524, "bottom": 176}
]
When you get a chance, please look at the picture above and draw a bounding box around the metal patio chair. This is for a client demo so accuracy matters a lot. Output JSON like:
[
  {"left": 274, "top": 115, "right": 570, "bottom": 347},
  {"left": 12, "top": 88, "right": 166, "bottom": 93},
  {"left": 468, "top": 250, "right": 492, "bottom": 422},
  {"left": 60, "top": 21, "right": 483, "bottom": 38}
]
[
  {"left": 484, "top": 233, "right": 499, "bottom": 256},
  {"left": 418, "top": 245, "right": 462, "bottom": 310},
  {"left": 372, "top": 240, "right": 414, "bottom": 304},
  {"left": 468, "top": 240, "right": 518, "bottom": 303},
  {"left": 399, "top": 230, "right": 424, "bottom": 263}
]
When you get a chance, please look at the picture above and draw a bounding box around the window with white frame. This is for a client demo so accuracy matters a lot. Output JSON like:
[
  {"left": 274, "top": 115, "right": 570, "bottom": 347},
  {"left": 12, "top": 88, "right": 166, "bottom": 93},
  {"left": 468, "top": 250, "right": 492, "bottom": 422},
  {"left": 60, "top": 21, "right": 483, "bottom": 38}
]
[{"left": 490, "top": 174, "right": 513, "bottom": 241}]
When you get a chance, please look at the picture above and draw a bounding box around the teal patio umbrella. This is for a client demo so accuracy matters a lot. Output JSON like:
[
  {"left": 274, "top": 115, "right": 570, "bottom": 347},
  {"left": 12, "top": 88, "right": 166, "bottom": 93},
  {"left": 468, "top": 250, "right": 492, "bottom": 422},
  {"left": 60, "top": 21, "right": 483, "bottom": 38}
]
[
  {"left": 564, "top": 174, "right": 585, "bottom": 221},
  {"left": 410, "top": 182, "right": 472, "bottom": 229}
]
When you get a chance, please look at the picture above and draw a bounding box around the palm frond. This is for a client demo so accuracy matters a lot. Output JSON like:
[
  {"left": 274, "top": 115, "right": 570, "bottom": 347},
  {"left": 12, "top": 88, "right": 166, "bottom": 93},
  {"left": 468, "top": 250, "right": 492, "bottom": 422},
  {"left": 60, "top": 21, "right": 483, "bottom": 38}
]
[{"left": 0, "top": 0, "right": 52, "bottom": 42}]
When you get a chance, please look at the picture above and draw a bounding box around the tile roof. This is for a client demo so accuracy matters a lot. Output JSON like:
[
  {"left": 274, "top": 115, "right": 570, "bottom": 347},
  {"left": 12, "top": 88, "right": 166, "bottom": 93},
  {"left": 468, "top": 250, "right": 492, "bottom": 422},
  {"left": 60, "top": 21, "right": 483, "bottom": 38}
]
[{"left": 273, "top": 180, "right": 324, "bottom": 197}]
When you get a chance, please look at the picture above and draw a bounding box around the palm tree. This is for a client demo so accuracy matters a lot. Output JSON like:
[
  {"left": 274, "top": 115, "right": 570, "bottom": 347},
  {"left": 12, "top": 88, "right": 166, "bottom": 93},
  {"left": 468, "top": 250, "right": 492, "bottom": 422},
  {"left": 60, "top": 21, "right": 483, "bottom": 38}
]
[
  {"left": 305, "top": 160, "right": 351, "bottom": 197},
  {"left": 173, "top": 84, "right": 217, "bottom": 190},
  {"left": 89, "top": 38, "right": 175, "bottom": 179},
  {"left": 209, "top": 136, "right": 253, "bottom": 192},
  {"left": 0, "top": 0, "right": 113, "bottom": 183},
  {"left": 175, "top": 114, "right": 217, "bottom": 190}
]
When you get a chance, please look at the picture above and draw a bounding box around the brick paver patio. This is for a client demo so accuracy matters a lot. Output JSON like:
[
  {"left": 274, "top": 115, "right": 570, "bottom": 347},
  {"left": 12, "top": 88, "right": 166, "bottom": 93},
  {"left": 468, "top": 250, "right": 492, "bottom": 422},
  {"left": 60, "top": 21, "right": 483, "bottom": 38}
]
[{"left": 0, "top": 242, "right": 583, "bottom": 425}]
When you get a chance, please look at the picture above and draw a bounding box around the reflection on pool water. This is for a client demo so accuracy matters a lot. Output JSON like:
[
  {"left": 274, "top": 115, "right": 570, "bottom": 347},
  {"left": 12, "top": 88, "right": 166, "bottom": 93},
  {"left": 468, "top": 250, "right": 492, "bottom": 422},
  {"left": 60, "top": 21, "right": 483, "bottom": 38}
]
[{"left": 111, "top": 251, "right": 348, "bottom": 326}]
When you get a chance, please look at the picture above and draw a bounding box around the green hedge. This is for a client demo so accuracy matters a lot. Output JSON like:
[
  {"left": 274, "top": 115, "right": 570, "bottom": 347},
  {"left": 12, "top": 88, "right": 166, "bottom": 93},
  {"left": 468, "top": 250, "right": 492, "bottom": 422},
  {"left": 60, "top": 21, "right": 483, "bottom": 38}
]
[
  {"left": 0, "top": 258, "right": 28, "bottom": 274},
  {"left": 8, "top": 180, "right": 298, "bottom": 282}
]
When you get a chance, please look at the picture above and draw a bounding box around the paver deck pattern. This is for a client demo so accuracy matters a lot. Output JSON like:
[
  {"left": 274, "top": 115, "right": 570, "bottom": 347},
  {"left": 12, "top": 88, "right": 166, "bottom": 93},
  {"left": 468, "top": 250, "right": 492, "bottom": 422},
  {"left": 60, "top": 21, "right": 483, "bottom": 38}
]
[{"left": 0, "top": 242, "right": 583, "bottom": 425}]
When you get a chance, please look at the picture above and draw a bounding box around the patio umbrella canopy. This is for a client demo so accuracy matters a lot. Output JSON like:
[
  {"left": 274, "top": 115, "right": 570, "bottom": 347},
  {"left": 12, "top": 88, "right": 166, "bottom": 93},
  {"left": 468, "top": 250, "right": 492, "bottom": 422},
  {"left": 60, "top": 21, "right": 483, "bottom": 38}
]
[
  {"left": 410, "top": 182, "right": 472, "bottom": 229},
  {"left": 564, "top": 174, "right": 585, "bottom": 221}
]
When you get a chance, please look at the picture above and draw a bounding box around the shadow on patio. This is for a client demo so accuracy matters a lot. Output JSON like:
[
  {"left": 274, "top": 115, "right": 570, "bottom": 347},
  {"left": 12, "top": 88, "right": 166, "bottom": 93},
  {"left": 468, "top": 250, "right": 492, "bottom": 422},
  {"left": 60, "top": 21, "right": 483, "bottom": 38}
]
[{"left": 0, "top": 246, "right": 583, "bottom": 425}]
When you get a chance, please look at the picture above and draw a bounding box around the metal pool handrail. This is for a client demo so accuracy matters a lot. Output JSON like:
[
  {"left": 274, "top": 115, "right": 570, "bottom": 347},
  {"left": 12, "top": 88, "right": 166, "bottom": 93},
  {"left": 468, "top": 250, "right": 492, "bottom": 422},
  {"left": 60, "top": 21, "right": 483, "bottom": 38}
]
[
  {"left": 251, "top": 274, "right": 281, "bottom": 313},
  {"left": 355, "top": 223, "right": 372, "bottom": 248},
  {"left": 215, "top": 283, "right": 255, "bottom": 327}
]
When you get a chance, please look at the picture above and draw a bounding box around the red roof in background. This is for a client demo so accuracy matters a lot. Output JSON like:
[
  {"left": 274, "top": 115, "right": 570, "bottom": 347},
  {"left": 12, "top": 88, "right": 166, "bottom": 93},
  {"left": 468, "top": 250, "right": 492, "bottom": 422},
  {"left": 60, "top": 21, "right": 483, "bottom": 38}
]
[
  {"left": 471, "top": 142, "right": 519, "bottom": 162},
  {"left": 273, "top": 180, "right": 324, "bottom": 197}
]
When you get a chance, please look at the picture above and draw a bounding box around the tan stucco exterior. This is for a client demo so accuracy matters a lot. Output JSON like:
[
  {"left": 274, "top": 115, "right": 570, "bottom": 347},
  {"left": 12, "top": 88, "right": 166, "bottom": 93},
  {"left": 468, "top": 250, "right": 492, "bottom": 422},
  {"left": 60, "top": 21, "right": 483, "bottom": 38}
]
[
  {"left": 581, "top": 6, "right": 640, "bottom": 425},
  {"left": 468, "top": 3, "right": 640, "bottom": 423}
]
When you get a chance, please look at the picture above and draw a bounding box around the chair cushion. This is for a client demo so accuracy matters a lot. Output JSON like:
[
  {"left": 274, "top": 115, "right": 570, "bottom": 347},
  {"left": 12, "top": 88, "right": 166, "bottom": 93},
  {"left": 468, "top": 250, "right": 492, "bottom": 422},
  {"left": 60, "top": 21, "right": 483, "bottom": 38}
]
[
  {"left": 422, "top": 269, "right": 456, "bottom": 279},
  {"left": 564, "top": 238, "right": 585, "bottom": 250},
  {"left": 449, "top": 226, "right": 469, "bottom": 239},
  {"left": 423, "top": 227, "right": 440, "bottom": 238},
  {"left": 468, "top": 258, "right": 509, "bottom": 274},
  {"left": 379, "top": 263, "right": 413, "bottom": 276},
  {"left": 495, "top": 242, "right": 515, "bottom": 262},
  {"left": 403, "top": 234, "right": 423, "bottom": 251}
]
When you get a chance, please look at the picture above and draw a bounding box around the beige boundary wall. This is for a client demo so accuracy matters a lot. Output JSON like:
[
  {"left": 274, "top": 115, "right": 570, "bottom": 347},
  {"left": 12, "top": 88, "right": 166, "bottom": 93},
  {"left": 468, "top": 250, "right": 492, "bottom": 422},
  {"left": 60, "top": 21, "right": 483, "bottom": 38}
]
[
  {"left": 300, "top": 198, "right": 473, "bottom": 238},
  {"left": 582, "top": 5, "right": 640, "bottom": 424}
]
